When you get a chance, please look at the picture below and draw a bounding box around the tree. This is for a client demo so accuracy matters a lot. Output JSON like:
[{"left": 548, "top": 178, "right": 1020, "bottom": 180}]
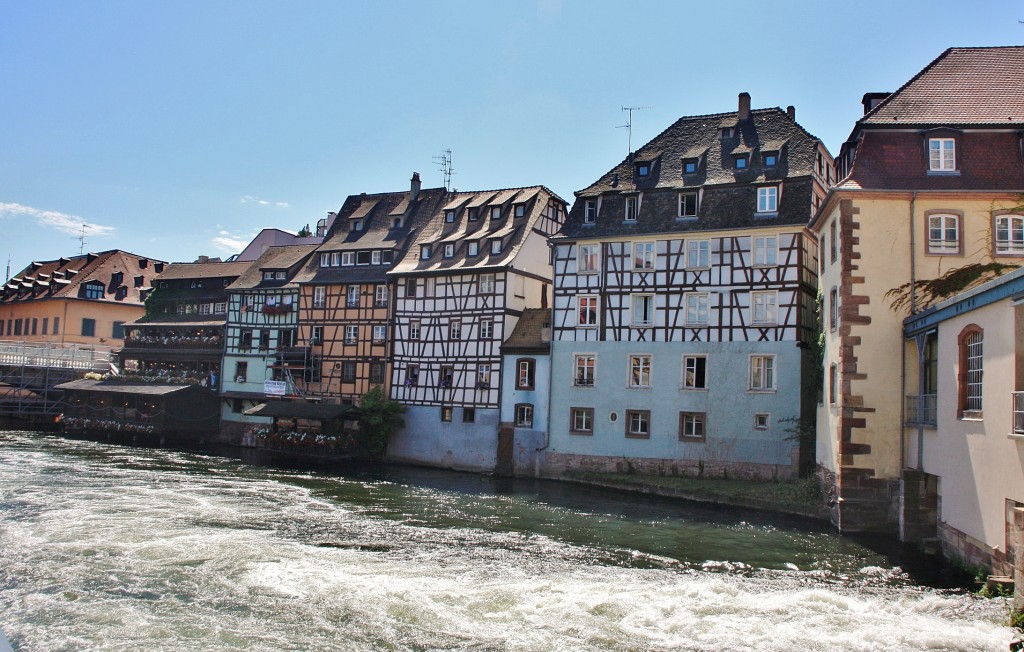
[
  {"left": 357, "top": 386, "right": 405, "bottom": 459},
  {"left": 297, "top": 224, "right": 313, "bottom": 237}
]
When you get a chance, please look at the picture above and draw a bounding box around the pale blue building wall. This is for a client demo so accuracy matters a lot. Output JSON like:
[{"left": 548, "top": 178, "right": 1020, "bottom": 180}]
[{"left": 387, "top": 405, "right": 499, "bottom": 471}]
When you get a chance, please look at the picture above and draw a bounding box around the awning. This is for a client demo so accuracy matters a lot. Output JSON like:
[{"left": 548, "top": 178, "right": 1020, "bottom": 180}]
[
  {"left": 54, "top": 379, "right": 193, "bottom": 396},
  {"left": 243, "top": 401, "right": 358, "bottom": 421}
]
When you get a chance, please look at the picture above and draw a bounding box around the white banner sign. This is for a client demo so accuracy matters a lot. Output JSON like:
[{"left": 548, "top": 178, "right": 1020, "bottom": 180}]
[{"left": 264, "top": 380, "right": 287, "bottom": 396}]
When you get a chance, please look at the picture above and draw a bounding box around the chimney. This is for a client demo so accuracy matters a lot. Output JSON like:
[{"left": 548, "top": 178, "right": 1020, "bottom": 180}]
[
  {"left": 410, "top": 172, "right": 421, "bottom": 202},
  {"left": 738, "top": 92, "right": 751, "bottom": 120},
  {"left": 786, "top": 106, "right": 796, "bottom": 121}
]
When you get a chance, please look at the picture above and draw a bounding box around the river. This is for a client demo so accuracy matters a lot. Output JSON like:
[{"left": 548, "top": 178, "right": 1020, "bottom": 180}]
[{"left": 0, "top": 430, "right": 1015, "bottom": 651}]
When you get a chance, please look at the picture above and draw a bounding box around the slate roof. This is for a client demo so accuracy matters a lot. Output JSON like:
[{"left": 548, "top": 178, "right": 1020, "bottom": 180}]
[
  {"left": 861, "top": 47, "right": 1024, "bottom": 127},
  {"left": 1, "top": 249, "right": 165, "bottom": 306},
  {"left": 500, "top": 308, "right": 551, "bottom": 354},
  {"left": 558, "top": 102, "right": 824, "bottom": 240},
  {"left": 154, "top": 261, "right": 251, "bottom": 281},
  {"left": 227, "top": 245, "right": 318, "bottom": 291}
]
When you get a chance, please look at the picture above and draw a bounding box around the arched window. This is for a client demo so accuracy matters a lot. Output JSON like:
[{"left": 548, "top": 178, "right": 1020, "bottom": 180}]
[{"left": 958, "top": 325, "right": 983, "bottom": 417}]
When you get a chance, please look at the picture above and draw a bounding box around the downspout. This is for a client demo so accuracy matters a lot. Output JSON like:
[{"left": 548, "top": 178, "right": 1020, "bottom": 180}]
[{"left": 900, "top": 192, "right": 917, "bottom": 476}]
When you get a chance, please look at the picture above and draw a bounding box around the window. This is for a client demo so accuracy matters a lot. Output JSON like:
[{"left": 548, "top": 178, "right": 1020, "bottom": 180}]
[
  {"left": 995, "top": 214, "right": 1024, "bottom": 255},
  {"left": 199, "top": 303, "right": 212, "bottom": 316},
  {"left": 462, "top": 407, "right": 476, "bottom": 423},
  {"left": 625, "top": 410, "right": 650, "bottom": 438},
  {"left": 353, "top": 221, "right": 363, "bottom": 231},
  {"left": 927, "top": 214, "right": 960, "bottom": 254},
  {"left": 420, "top": 245, "right": 432, "bottom": 260},
  {"left": 490, "top": 239, "right": 502, "bottom": 255},
  {"left": 424, "top": 277, "right": 435, "bottom": 297},
  {"left": 342, "top": 361, "right": 357, "bottom": 383},
  {"left": 313, "top": 286, "right": 326, "bottom": 308},
  {"left": 375, "top": 285, "right": 388, "bottom": 307},
  {"left": 751, "top": 291, "right": 777, "bottom": 325},
  {"left": 341, "top": 252, "right": 354, "bottom": 266},
  {"left": 440, "top": 366, "right": 454, "bottom": 388},
  {"left": 191, "top": 281, "right": 202, "bottom": 289},
  {"left": 13, "top": 320, "right": 21, "bottom": 336},
  {"left": 749, "top": 355, "right": 776, "bottom": 391},
  {"left": 112, "top": 321, "right": 125, "bottom": 339},
  {"left": 753, "top": 236, "right": 777, "bottom": 266},
  {"left": 829, "top": 363, "right": 837, "bottom": 405},
  {"left": 81, "top": 318, "right": 96, "bottom": 337},
  {"left": 636, "top": 163, "right": 649, "bottom": 177},
  {"left": 517, "top": 358, "right": 535, "bottom": 389},
  {"left": 259, "top": 331, "right": 270, "bottom": 351},
  {"left": 310, "top": 326, "right": 323, "bottom": 345},
  {"left": 215, "top": 301, "right": 227, "bottom": 314},
  {"left": 479, "top": 320, "right": 493, "bottom": 340},
  {"left": 679, "top": 192, "right": 698, "bottom": 218},
  {"left": 372, "top": 325, "right": 386, "bottom": 343},
  {"left": 578, "top": 244, "right": 600, "bottom": 273},
  {"left": 409, "top": 320, "right": 421, "bottom": 340},
  {"left": 476, "top": 364, "right": 491, "bottom": 389},
  {"left": 734, "top": 155, "right": 748, "bottom": 169},
  {"left": 514, "top": 204, "right": 525, "bottom": 218},
  {"left": 490, "top": 206, "right": 502, "bottom": 220},
  {"left": 344, "top": 325, "right": 358, "bottom": 345},
  {"left": 631, "top": 294, "right": 654, "bottom": 326},
  {"left": 445, "top": 210, "right": 455, "bottom": 223},
  {"left": 406, "top": 278, "right": 418, "bottom": 298},
  {"left": 684, "top": 293, "right": 709, "bottom": 325},
  {"left": 441, "top": 406, "right": 453, "bottom": 422},
  {"left": 929, "top": 138, "right": 956, "bottom": 171},
  {"left": 687, "top": 240, "right": 710, "bottom": 268},
  {"left": 53, "top": 317, "right": 59, "bottom": 335},
  {"left": 624, "top": 196, "right": 637, "bottom": 221},
  {"left": 468, "top": 207, "right": 479, "bottom": 221},
  {"left": 405, "top": 364, "right": 419, "bottom": 387},
  {"left": 584, "top": 200, "right": 597, "bottom": 224},
  {"left": 240, "top": 329, "right": 253, "bottom": 350},
  {"left": 83, "top": 282, "right": 104, "bottom": 299},
  {"left": 449, "top": 320, "right": 461, "bottom": 340},
  {"left": 280, "top": 330, "right": 295, "bottom": 347},
  {"left": 819, "top": 236, "right": 826, "bottom": 274},
  {"left": 633, "top": 242, "right": 654, "bottom": 270},
  {"left": 570, "top": 407, "right": 594, "bottom": 434},
  {"left": 959, "top": 326, "right": 983, "bottom": 416},
  {"left": 830, "top": 219, "right": 837, "bottom": 263},
  {"left": 262, "top": 271, "right": 275, "bottom": 281},
  {"left": 679, "top": 412, "right": 706, "bottom": 441},
  {"left": 682, "top": 158, "right": 698, "bottom": 174},
  {"left": 41, "top": 317, "right": 48, "bottom": 335},
  {"left": 275, "top": 271, "right": 287, "bottom": 280},
  {"left": 372, "top": 250, "right": 382, "bottom": 265},
  {"left": 682, "top": 355, "right": 707, "bottom": 389},
  {"left": 370, "top": 362, "right": 385, "bottom": 384},
  {"left": 721, "top": 127, "right": 734, "bottom": 139},
  {"left": 757, "top": 186, "right": 778, "bottom": 213},
  {"left": 830, "top": 287, "right": 838, "bottom": 331},
  {"left": 479, "top": 273, "right": 495, "bottom": 294},
  {"left": 31, "top": 318, "right": 37, "bottom": 335},
  {"left": 577, "top": 295, "right": 598, "bottom": 328},
  {"left": 574, "top": 354, "right": 595, "bottom": 387},
  {"left": 347, "top": 285, "right": 360, "bottom": 307},
  {"left": 763, "top": 153, "right": 777, "bottom": 167},
  {"left": 754, "top": 413, "right": 770, "bottom": 430},
  {"left": 234, "top": 361, "right": 248, "bottom": 383},
  {"left": 444, "top": 243, "right": 455, "bottom": 259},
  {"left": 629, "top": 355, "right": 652, "bottom": 388},
  {"left": 468, "top": 241, "right": 479, "bottom": 257},
  {"left": 515, "top": 404, "right": 534, "bottom": 428}
]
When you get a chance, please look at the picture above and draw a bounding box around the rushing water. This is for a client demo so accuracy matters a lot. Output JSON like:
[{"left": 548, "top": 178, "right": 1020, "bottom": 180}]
[{"left": 0, "top": 431, "right": 1015, "bottom": 651}]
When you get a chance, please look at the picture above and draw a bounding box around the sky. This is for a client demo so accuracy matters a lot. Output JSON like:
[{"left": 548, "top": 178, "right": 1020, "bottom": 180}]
[{"left": 1, "top": 0, "right": 1022, "bottom": 276}]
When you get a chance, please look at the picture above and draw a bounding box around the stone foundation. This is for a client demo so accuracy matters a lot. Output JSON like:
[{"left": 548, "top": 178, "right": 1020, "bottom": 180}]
[
  {"left": 541, "top": 451, "right": 797, "bottom": 481},
  {"left": 938, "top": 520, "right": 1012, "bottom": 578}
]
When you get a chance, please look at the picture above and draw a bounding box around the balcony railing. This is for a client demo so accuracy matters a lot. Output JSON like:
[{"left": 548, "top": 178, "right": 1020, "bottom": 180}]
[
  {"left": 1013, "top": 392, "right": 1024, "bottom": 435},
  {"left": 905, "top": 394, "right": 937, "bottom": 427}
]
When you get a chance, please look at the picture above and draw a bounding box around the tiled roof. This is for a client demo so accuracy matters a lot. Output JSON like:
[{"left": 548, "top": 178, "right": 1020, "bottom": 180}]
[
  {"left": 1, "top": 249, "right": 165, "bottom": 306},
  {"left": 500, "top": 308, "right": 551, "bottom": 354},
  {"left": 862, "top": 47, "right": 1024, "bottom": 126},
  {"left": 227, "top": 244, "right": 319, "bottom": 290},
  {"left": 154, "top": 261, "right": 250, "bottom": 281}
]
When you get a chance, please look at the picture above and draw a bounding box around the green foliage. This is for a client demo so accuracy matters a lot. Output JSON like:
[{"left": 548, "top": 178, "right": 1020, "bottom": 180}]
[
  {"left": 886, "top": 262, "right": 1019, "bottom": 313},
  {"left": 297, "top": 224, "right": 313, "bottom": 237},
  {"left": 1010, "top": 608, "right": 1024, "bottom": 632},
  {"left": 357, "top": 386, "right": 405, "bottom": 459}
]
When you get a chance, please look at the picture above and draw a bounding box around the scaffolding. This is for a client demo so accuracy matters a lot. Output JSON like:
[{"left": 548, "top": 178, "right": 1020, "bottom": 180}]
[{"left": 0, "top": 341, "right": 111, "bottom": 422}]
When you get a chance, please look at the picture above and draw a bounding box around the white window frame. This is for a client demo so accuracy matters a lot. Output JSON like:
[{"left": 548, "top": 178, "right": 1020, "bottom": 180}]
[
  {"left": 332, "top": 252, "right": 342, "bottom": 266},
  {"left": 927, "top": 214, "right": 960, "bottom": 254},
  {"left": 574, "top": 354, "right": 596, "bottom": 387},
  {"left": 375, "top": 285, "right": 388, "bottom": 306},
  {"left": 420, "top": 245, "right": 432, "bottom": 260},
  {"left": 479, "top": 273, "right": 495, "bottom": 294},
  {"left": 584, "top": 200, "right": 597, "bottom": 224},
  {"left": 372, "top": 325, "right": 386, "bottom": 343},
  {"left": 479, "top": 320, "right": 493, "bottom": 340},
  {"left": 445, "top": 210, "right": 455, "bottom": 223},
  {"left": 679, "top": 412, "right": 706, "bottom": 439},
  {"left": 625, "top": 410, "right": 650, "bottom": 438},
  {"left": 678, "top": 191, "right": 698, "bottom": 218},
  {"left": 751, "top": 290, "right": 777, "bottom": 326},
  {"left": 344, "top": 325, "right": 358, "bottom": 345},
  {"left": 628, "top": 354, "right": 652, "bottom": 388},
  {"left": 749, "top": 354, "right": 776, "bottom": 392},
  {"left": 757, "top": 186, "right": 779, "bottom": 213},
  {"left": 681, "top": 354, "right": 707, "bottom": 390},
  {"left": 476, "top": 364, "right": 491, "bottom": 388},
  {"left": 449, "top": 320, "right": 462, "bottom": 340},
  {"left": 684, "top": 292, "right": 709, "bottom": 325},
  {"left": 633, "top": 242, "right": 655, "bottom": 270},
  {"left": 753, "top": 235, "right": 778, "bottom": 266},
  {"left": 347, "top": 285, "right": 360, "bottom": 307},
  {"left": 444, "top": 243, "right": 455, "bottom": 259},
  {"left": 687, "top": 239, "right": 710, "bottom": 269},
  {"left": 996, "top": 215, "right": 1024, "bottom": 255},
  {"left": 490, "top": 206, "right": 502, "bottom": 220},
  {"left": 341, "top": 252, "right": 354, "bottom": 266},
  {"left": 624, "top": 196, "right": 637, "bottom": 221},
  {"left": 467, "top": 241, "right": 479, "bottom": 257},
  {"left": 490, "top": 239, "right": 502, "bottom": 255},
  {"left": 515, "top": 403, "right": 534, "bottom": 427},
  {"left": 631, "top": 293, "right": 654, "bottom": 327},
  {"left": 409, "top": 320, "right": 421, "bottom": 340},
  {"left": 319, "top": 253, "right": 330, "bottom": 267},
  {"left": 577, "top": 295, "right": 599, "bottom": 328},
  {"left": 929, "top": 138, "right": 956, "bottom": 171},
  {"left": 578, "top": 243, "right": 600, "bottom": 273},
  {"left": 571, "top": 407, "right": 594, "bottom": 433},
  {"left": 372, "top": 250, "right": 382, "bottom": 265},
  {"left": 313, "top": 286, "right": 326, "bottom": 308}
]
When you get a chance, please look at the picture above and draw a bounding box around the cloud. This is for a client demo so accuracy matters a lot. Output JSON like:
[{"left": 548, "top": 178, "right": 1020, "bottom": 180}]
[
  {"left": 211, "top": 229, "right": 254, "bottom": 254},
  {"left": 241, "top": 195, "right": 289, "bottom": 208},
  {"left": 0, "top": 202, "right": 116, "bottom": 237}
]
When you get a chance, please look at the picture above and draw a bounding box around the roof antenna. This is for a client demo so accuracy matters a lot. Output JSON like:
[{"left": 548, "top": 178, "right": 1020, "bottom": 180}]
[
  {"left": 75, "top": 223, "right": 90, "bottom": 255},
  {"left": 433, "top": 149, "right": 454, "bottom": 192},
  {"left": 5, "top": 255, "right": 10, "bottom": 283},
  {"left": 617, "top": 105, "right": 650, "bottom": 160}
]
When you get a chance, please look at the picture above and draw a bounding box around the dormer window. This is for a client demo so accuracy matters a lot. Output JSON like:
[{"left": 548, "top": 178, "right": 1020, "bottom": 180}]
[
  {"left": 721, "top": 127, "right": 734, "bottom": 139},
  {"left": 320, "top": 253, "right": 330, "bottom": 267},
  {"left": 341, "top": 252, "right": 354, "bottom": 266},
  {"left": 584, "top": 200, "right": 597, "bottom": 224},
  {"left": 372, "top": 250, "right": 382, "bottom": 265},
  {"left": 393, "top": 218, "right": 402, "bottom": 229},
  {"left": 444, "top": 243, "right": 455, "bottom": 258},
  {"left": 468, "top": 208, "right": 479, "bottom": 221},
  {"left": 682, "top": 158, "right": 698, "bottom": 175},
  {"left": 636, "top": 163, "right": 650, "bottom": 177},
  {"left": 111, "top": 272, "right": 123, "bottom": 286},
  {"left": 624, "top": 196, "right": 637, "bottom": 222},
  {"left": 929, "top": 138, "right": 956, "bottom": 171},
  {"left": 514, "top": 204, "right": 525, "bottom": 218},
  {"left": 356, "top": 251, "right": 371, "bottom": 265},
  {"left": 263, "top": 271, "right": 275, "bottom": 281},
  {"left": 352, "top": 221, "right": 362, "bottom": 231},
  {"left": 191, "top": 281, "right": 203, "bottom": 289},
  {"left": 445, "top": 210, "right": 455, "bottom": 223},
  {"left": 763, "top": 152, "right": 778, "bottom": 167},
  {"left": 331, "top": 252, "right": 341, "bottom": 266},
  {"left": 678, "top": 192, "right": 698, "bottom": 218},
  {"left": 734, "top": 154, "right": 749, "bottom": 170},
  {"left": 420, "top": 245, "right": 432, "bottom": 260},
  {"left": 490, "top": 206, "right": 502, "bottom": 220},
  {"left": 490, "top": 238, "right": 502, "bottom": 255},
  {"left": 82, "top": 281, "right": 104, "bottom": 300},
  {"left": 757, "top": 186, "right": 779, "bottom": 214},
  {"left": 467, "top": 241, "right": 479, "bottom": 257}
]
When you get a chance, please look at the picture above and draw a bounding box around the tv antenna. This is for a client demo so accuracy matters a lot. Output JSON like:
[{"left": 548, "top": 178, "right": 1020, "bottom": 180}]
[
  {"left": 5, "top": 255, "right": 10, "bottom": 283},
  {"left": 433, "top": 149, "right": 455, "bottom": 191},
  {"left": 75, "top": 223, "right": 89, "bottom": 255},
  {"left": 617, "top": 105, "right": 650, "bottom": 159}
]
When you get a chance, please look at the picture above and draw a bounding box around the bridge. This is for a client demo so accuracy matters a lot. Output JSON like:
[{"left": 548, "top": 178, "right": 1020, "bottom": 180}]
[{"left": 0, "top": 341, "right": 112, "bottom": 424}]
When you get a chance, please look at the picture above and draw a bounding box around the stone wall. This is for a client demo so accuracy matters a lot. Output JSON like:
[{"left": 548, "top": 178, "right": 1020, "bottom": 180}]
[{"left": 542, "top": 451, "right": 797, "bottom": 481}]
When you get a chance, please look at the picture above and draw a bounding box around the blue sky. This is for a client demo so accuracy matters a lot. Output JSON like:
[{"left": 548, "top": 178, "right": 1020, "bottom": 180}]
[{"left": 2, "top": 0, "right": 1021, "bottom": 275}]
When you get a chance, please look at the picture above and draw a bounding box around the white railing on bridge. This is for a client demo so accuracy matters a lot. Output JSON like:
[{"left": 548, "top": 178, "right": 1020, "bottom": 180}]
[{"left": 0, "top": 340, "right": 111, "bottom": 371}]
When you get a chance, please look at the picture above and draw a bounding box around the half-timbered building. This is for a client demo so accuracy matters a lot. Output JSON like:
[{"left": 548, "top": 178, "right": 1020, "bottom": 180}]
[
  {"left": 219, "top": 244, "right": 318, "bottom": 441},
  {"left": 295, "top": 173, "right": 446, "bottom": 405},
  {"left": 546, "top": 92, "right": 831, "bottom": 480},
  {"left": 388, "top": 185, "right": 567, "bottom": 471}
]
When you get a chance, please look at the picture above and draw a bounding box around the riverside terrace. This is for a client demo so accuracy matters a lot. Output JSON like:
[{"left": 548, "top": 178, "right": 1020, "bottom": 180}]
[{"left": 122, "top": 326, "right": 223, "bottom": 349}]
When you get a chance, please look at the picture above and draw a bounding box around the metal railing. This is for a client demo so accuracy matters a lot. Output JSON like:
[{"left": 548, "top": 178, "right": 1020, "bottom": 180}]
[
  {"left": 905, "top": 394, "right": 937, "bottom": 427},
  {"left": 0, "top": 341, "right": 110, "bottom": 371}
]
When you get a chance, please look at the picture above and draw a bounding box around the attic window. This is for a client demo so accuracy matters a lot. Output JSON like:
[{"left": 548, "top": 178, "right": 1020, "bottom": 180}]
[
  {"left": 420, "top": 245, "right": 432, "bottom": 260},
  {"left": 721, "top": 127, "right": 734, "bottom": 139},
  {"left": 393, "top": 218, "right": 402, "bottom": 229},
  {"left": 445, "top": 210, "right": 455, "bottom": 223},
  {"left": 763, "top": 153, "right": 778, "bottom": 167},
  {"left": 584, "top": 200, "right": 597, "bottom": 224},
  {"left": 356, "top": 251, "right": 371, "bottom": 265},
  {"left": 514, "top": 204, "right": 525, "bottom": 218},
  {"left": 490, "top": 206, "right": 502, "bottom": 220},
  {"left": 352, "top": 221, "right": 362, "bottom": 231},
  {"left": 468, "top": 241, "right": 480, "bottom": 257},
  {"left": 444, "top": 243, "right": 455, "bottom": 259},
  {"left": 191, "top": 281, "right": 203, "bottom": 289},
  {"left": 468, "top": 208, "right": 479, "bottom": 221},
  {"left": 734, "top": 154, "right": 749, "bottom": 170},
  {"left": 682, "top": 158, "right": 698, "bottom": 175},
  {"left": 636, "top": 163, "right": 650, "bottom": 177}
]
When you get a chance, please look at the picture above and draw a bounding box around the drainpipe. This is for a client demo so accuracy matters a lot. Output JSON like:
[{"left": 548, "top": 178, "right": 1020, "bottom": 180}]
[{"left": 909, "top": 192, "right": 917, "bottom": 314}]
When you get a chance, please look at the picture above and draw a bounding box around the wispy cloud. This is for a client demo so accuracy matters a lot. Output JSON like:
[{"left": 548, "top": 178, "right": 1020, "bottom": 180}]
[
  {"left": 211, "top": 230, "right": 254, "bottom": 254},
  {"left": 240, "top": 195, "right": 289, "bottom": 208},
  {"left": 0, "top": 202, "right": 116, "bottom": 236}
]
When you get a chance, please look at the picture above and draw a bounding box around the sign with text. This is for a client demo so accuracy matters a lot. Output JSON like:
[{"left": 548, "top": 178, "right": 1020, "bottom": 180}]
[{"left": 264, "top": 380, "right": 287, "bottom": 396}]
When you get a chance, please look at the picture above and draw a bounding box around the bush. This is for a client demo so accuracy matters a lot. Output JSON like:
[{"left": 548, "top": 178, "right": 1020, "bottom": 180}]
[{"left": 357, "top": 386, "right": 404, "bottom": 459}]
